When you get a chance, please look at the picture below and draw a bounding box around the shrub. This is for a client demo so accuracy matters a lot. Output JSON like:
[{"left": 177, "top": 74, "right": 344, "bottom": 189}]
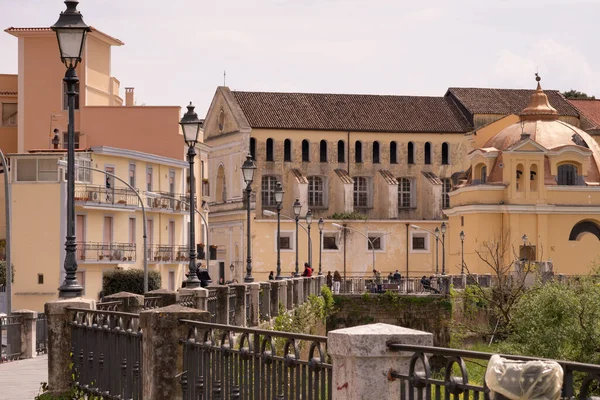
[
  {"left": 330, "top": 212, "right": 367, "bottom": 220},
  {"left": 102, "top": 268, "right": 161, "bottom": 296},
  {"left": 0, "top": 261, "right": 15, "bottom": 285}
]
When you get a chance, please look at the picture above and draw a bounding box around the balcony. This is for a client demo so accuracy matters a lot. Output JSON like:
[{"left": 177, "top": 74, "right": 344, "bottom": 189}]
[
  {"left": 148, "top": 244, "right": 189, "bottom": 263},
  {"left": 146, "top": 192, "right": 195, "bottom": 213},
  {"left": 76, "top": 242, "right": 136, "bottom": 263},
  {"left": 75, "top": 184, "right": 140, "bottom": 208}
]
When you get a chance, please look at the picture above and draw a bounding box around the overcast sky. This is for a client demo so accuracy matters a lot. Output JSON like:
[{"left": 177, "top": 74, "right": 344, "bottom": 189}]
[{"left": 1, "top": 0, "right": 599, "bottom": 116}]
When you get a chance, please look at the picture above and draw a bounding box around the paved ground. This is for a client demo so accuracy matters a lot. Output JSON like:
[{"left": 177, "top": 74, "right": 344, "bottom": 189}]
[{"left": 0, "top": 355, "right": 47, "bottom": 400}]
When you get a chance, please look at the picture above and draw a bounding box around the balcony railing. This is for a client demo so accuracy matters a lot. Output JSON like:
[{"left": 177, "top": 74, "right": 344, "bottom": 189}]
[
  {"left": 76, "top": 242, "right": 136, "bottom": 263},
  {"left": 75, "top": 184, "right": 139, "bottom": 207},
  {"left": 147, "top": 244, "right": 189, "bottom": 263},
  {"left": 146, "top": 192, "right": 195, "bottom": 212}
]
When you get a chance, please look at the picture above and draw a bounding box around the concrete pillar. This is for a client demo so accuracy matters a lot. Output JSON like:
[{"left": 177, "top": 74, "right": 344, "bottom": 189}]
[
  {"left": 103, "top": 292, "right": 144, "bottom": 313},
  {"left": 248, "top": 283, "right": 260, "bottom": 326},
  {"left": 145, "top": 289, "right": 178, "bottom": 307},
  {"left": 45, "top": 298, "right": 95, "bottom": 395},
  {"left": 287, "top": 280, "right": 294, "bottom": 310},
  {"left": 140, "top": 304, "right": 209, "bottom": 400},
  {"left": 328, "top": 323, "right": 433, "bottom": 400},
  {"left": 178, "top": 287, "right": 208, "bottom": 310},
  {"left": 303, "top": 278, "right": 310, "bottom": 300},
  {"left": 278, "top": 280, "right": 288, "bottom": 310},
  {"left": 230, "top": 284, "right": 247, "bottom": 326},
  {"left": 259, "top": 282, "right": 271, "bottom": 321},
  {"left": 440, "top": 275, "right": 451, "bottom": 295},
  {"left": 215, "top": 286, "right": 230, "bottom": 325},
  {"left": 12, "top": 309, "right": 37, "bottom": 359},
  {"left": 270, "top": 281, "right": 282, "bottom": 317},
  {"left": 293, "top": 278, "right": 303, "bottom": 306}
]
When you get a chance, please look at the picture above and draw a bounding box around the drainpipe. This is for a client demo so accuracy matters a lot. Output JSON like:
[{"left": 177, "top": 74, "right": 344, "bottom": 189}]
[
  {"left": 0, "top": 149, "right": 11, "bottom": 315},
  {"left": 405, "top": 223, "right": 409, "bottom": 278},
  {"left": 343, "top": 223, "right": 347, "bottom": 293},
  {"left": 347, "top": 131, "right": 350, "bottom": 176}
]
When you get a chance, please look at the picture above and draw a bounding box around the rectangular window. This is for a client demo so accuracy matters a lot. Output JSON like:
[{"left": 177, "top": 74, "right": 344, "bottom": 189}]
[
  {"left": 168, "top": 271, "right": 175, "bottom": 291},
  {"left": 62, "top": 132, "right": 80, "bottom": 149},
  {"left": 63, "top": 81, "right": 80, "bottom": 110},
  {"left": 279, "top": 236, "right": 291, "bottom": 250},
  {"left": 146, "top": 166, "right": 153, "bottom": 207},
  {"left": 15, "top": 158, "right": 60, "bottom": 182},
  {"left": 367, "top": 235, "right": 382, "bottom": 250},
  {"left": 323, "top": 233, "right": 338, "bottom": 250},
  {"left": 410, "top": 232, "right": 429, "bottom": 252},
  {"left": 1, "top": 103, "right": 17, "bottom": 126},
  {"left": 412, "top": 236, "right": 425, "bottom": 250},
  {"left": 397, "top": 177, "right": 415, "bottom": 208},
  {"left": 75, "top": 156, "right": 91, "bottom": 183},
  {"left": 129, "top": 217, "right": 136, "bottom": 245},
  {"left": 261, "top": 176, "right": 277, "bottom": 207},
  {"left": 353, "top": 177, "right": 369, "bottom": 208},
  {"left": 129, "top": 163, "right": 136, "bottom": 188},
  {"left": 38, "top": 273, "right": 44, "bottom": 285},
  {"left": 441, "top": 178, "right": 452, "bottom": 209},
  {"left": 308, "top": 176, "right": 325, "bottom": 207},
  {"left": 169, "top": 221, "right": 175, "bottom": 246}
]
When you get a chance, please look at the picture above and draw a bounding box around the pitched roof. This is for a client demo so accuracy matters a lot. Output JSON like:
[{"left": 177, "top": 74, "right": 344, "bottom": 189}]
[
  {"left": 378, "top": 170, "right": 398, "bottom": 185},
  {"left": 334, "top": 169, "right": 353, "bottom": 184},
  {"left": 231, "top": 90, "right": 471, "bottom": 133},
  {"left": 446, "top": 87, "right": 579, "bottom": 117},
  {"left": 421, "top": 171, "right": 442, "bottom": 185},
  {"left": 290, "top": 169, "right": 308, "bottom": 184},
  {"left": 568, "top": 99, "right": 600, "bottom": 129}
]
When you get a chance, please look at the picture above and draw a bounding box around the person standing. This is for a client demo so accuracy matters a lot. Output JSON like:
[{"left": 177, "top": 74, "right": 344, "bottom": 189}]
[
  {"left": 333, "top": 270, "right": 342, "bottom": 294},
  {"left": 326, "top": 271, "right": 333, "bottom": 290},
  {"left": 374, "top": 269, "right": 383, "bottom": 293},
  {"left": 393, "top": 269, "right": 402, "bottom": 283}
]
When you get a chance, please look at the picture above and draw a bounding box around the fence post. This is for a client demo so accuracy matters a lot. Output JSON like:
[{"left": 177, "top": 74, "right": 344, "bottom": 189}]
[
  {"left": 45, "top": 298, "right": 95, "bottom": 395},
  {"left": 179, "top": 287, "right": 208, "bottom": 310},
  {"left": 103, "top": 292, "right": 144, "bottom": 313},
  {"left": 270, "top": 281, "right": 282, "bottom": 317},
  {"left": 293, "top": 278, "right": 303, "bottom": 306},
  {"left": 248, "top": 283, "right": 260, "bottom": 326},
  {"left": 215, "top": 286, "right": 230, "bottom": 324},
  {"left": 259, "top": 282, "right": 271, "bottom": 321},
  {"left": 287, "top": 280, "right": 294, "bottom": 310},
  {"left": 328, "top": 323, "right": 433, "bottom": 400},
  {"left": 12, "top": 309, "right": 37, "bottom": 359},
  {"left": 140, "top": 304, "right": 209, "bottom": 400},
  {"left": 230, "top": 284, "right": 246, "bottom": 326},
  {"left": 145, "top": 289, "right": 178, "bottom": 307}
]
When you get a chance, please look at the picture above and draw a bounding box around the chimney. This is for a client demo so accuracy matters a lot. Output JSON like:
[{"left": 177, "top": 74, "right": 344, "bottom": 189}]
[{"left": 125, "top": 87, "right": 134, "bottom": 106}]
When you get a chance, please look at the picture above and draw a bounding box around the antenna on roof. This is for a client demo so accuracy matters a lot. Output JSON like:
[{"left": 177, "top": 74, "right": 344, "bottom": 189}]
[{"left": 224, "top": 70, "right": 226, "bottom": 86}]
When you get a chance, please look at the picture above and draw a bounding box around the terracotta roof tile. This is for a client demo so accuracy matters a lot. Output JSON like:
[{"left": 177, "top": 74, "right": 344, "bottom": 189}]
[
  {"left": 334, "top": 169, "right": 353, "bottom": 184},
  {"left": 231, "top": 91, "right": 471, "bottom": 133},
  {"left": 290, "top": 168, "right": 307, "bottom": 184},
  {"left": 0, "top": 91, "right": 16, "bottom": 96},
  {"left": 568, "top": 99, "right": 600, "bottom": 129},
  {"left": 421, "top": 171, "right": 442, "bottom": 185},
  {"left": 378, "top": 170, "right": 398, "bottom": 185},
  {"left": 447, "top": 88, "right": 578, "bottom": 117}
]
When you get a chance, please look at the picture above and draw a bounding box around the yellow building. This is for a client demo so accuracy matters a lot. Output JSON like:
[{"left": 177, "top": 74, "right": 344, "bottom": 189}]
[{"left": 445, "top": 77, "right": 600, "bottom": 275}]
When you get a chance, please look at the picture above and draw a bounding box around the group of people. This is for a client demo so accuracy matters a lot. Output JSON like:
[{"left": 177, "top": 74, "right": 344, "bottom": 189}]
[{"left": 268, "top": 262, "right": 316, "bottom": 280}]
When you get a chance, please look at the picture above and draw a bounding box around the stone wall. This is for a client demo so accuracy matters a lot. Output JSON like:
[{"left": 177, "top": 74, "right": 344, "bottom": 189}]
[{"left": 327, "top": 293, "right": 452, "bottom": 346}]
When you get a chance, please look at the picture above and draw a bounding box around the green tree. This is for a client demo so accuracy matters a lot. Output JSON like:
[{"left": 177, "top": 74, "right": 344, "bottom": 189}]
[
  {"left": 0, "top": 261, "right": 15, "bottom": 285},
  {"left": 563, "top": 90, "right": 596, "bottom": 100}
]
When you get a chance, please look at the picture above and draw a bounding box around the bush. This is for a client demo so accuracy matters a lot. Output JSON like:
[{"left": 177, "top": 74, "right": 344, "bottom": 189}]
[
  {"left": 102, "top": 268, "right": 161, "bottom": 296},
  {"left": 330, "top": 212, "right": 367, "bottom": 220},
  {"left": 0, "top": 261, "right": 14, "bottom": 285}
]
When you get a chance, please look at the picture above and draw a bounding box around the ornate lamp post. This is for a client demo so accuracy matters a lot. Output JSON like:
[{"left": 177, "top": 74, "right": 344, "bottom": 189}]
[
  {"left": 242, "top": 155, "right": 257, "bottom": 282},
  {"left": 306, "top": 209, "right": 313, "bottom": 268},
  {"left": 52, "top": 0, "right": 90, "bottom": 298},
  {"left": 460, "top": 230, "right": 465, "bottom": 275},
  {"left": 318, "top": 218, "right": 324, "bottom": 275},
  {"left": 434, "top": 227, "right": 440, "bottom": 275},
  {"left": 180, "top": 103, "right": 203, "bottom": 288},
  {"left": 441, "top": 222, "right": 447, "bottom": 275},
  {"left": 274, "top": 182, "right": 285, "bottom": 280},
  {"left": 293, "top": 198, "right": 302, "bottom": 277}
]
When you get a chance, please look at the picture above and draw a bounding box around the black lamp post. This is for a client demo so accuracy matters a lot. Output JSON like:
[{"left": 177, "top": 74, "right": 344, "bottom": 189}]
[
  {"left": 460, "top": 230, "right": 465, "bottom": 275},
  {"left": 293, "top": 198, "right": 302, "bottom": 277},
  {"left": 306, "top": 209, "right": 313, "bottom": 267},
  {"left": 434, "top": 227, "right": 440, "bottom": 275},
  {"left": 275, "top": 182, "right": 285, "bottom": 279},
  {"left": 242, "top": 154, "right": 257, "bottom": 282},
  {"left": 441, "top": 222, "right": 447, "bottom": 275},
  {"left": 180, "top": 102, "right": 203, "bottom": 288},
  {"left": 318, "top": 217, "right": 324, "bottom": 275},
  {"left": 522, "top": 234, "right": 528, "bottom": 262},
  {"left": 53, "top": 0, "right": 90, "bottom": 298}
]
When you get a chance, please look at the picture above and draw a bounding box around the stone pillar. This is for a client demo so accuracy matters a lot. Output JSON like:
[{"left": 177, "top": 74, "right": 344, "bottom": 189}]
[
  {"left": 248, "top": 283, "right": 260, "bottom": 326},
  {"left": 103, "top": 292, "right": 144, "bottom": 313},
  {"left": 140, "top": 304, "right": 209, "bottom": 400},
  {"left": 230, "top": 284, "right": 247, "bottom": 326},
  {"left": 270, "top": 281, "right": 282, "bottom": 317},
  {"left": 45, "top": 298, "right": 95, "bottom": 395},
  {"left": 178, "top": 287, "right": 208, "bottom": 310},
  {"left": 145, "top": 289, "right": 178, "bottom": 307},
  {"left": 328, "top": 323, "right": 433, "bottom": 400},
  {"left": 278, "top": 280, "right": 288, "bottom": 310},
  {"left": 215, "top": 286, "right": 230, "bottom": 325},
  {"left": 440, "top": 275, "right": 451, "bottom": 296},
  {"left": 287, "top": 280, "right": 294, "bottom": 310},
  {"left": 12, "top": 309, "right": 37, "bottom": 359},
  {"left": 259, "top": 282, "right": 271, "bottom": 321},
  {"left": 293, "top": 278, "right": 303, "bottom": 306},
  {"left": 303, "top": 278, "right": 310, "bottom": 300}
]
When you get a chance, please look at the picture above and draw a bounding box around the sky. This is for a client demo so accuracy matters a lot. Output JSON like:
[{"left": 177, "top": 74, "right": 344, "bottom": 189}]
[{"left": 1, "top": 0, "right": 600, "bottom": 117}]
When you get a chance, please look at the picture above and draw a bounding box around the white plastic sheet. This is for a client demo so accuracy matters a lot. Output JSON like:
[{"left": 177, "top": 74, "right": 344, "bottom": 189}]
[{"left": 485, "top": 354, "right": 563, "bottom": 400}]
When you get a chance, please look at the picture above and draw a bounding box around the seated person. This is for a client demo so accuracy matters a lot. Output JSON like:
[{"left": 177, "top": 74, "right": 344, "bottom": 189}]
[{"left": 421, "top": 275, "right": 440, "bottom": 294}]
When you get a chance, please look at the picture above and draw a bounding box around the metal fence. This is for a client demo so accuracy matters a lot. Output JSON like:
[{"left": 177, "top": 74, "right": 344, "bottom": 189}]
[
  {"left": 76, "top": 241, "right": 136, "bottom": 263},
  {"left": 207, "top": 289, "right": 217, "bottom": 323},
  {"left": 69, "top": 308, "right": 142, "bottom": 399},
  {"left": 387, "top": 343, "right": 600, "bottom": 400},
  {"left": 0, "top": 315, "right": 21, "bottom": 362},
  {"left": 36, "top": 313, "right": 47, "bottom": 355},
  {"left": 148, "top": 244, "right": 189, "bottom": 263},
  {"left": 75, "top": 184, "right": 139, "bottom": 207},
  {"left": 179, "top": 320, "right": 332, "bottom": 400}
]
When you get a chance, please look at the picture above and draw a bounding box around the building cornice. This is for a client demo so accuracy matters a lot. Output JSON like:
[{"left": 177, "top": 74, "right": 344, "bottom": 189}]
[
  {"left": 547, "top": 185, "right": 600, "bottom": 192},
  {"left": 90, "top": 146, "right": 188, "bottom": 168},
  {"left": 449, "top": 184, "right": 506, "bottom": 196},
  {"left": 444, "top": 203, "right": 600, "bottom": 216}
]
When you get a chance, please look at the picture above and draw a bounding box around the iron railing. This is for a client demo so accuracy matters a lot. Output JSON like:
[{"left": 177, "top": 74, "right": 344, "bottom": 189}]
[
  {"left": 76, "top": 184, "right": 139, "bottom": 207},
  {"left": 143, "top": 296, "right": 161, "bottom": 310},
  {"left": 179, "top": 320, "right": 332, "bottom": 400},
  {"left": 207, "top": 289, "right": 217, "bottom": 323},
  {"left": 148, "top": 244, "right": 189, "bottom": 263},
  {"left": 387, "top": 343, "right": 600, "bottom": 400},
  {"left": 146, "top": 191, "right": 195, "bottom": 212},
  {"left": 96, "top": 301, "right": 123, "bottom": 311},
  {"left": 36, "top": 313, "right": 47, "bottom": 355},
  {"left": 77, "top": 242, "right": 136, "bottom": 263},
  {"left": 69, "top": 308, "right": 142, "bottom": 399},
  {"left": 0, "top": 315, "right": 22, "bottom": 362}
]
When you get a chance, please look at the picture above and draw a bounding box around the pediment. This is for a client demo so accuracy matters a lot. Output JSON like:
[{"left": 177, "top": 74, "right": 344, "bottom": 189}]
[
  {"left": 505, "top": 138, "right": 548, "bottom": 153},
  {"left": 203, "top": 87, "right": 251, "bottom": 141}
]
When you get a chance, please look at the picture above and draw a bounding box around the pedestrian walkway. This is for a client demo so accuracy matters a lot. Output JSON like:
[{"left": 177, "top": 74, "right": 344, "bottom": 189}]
[{"left": 0, "top": 355, "right": 47, "bottom": 400}]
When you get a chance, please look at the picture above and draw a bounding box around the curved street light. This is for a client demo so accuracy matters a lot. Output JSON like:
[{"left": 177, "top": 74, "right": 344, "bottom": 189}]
[
  {"left": 292, "top": 198, "right": 302, "bottom": 277},
  {"left": 331, "top": 223, "right": 391, "bottom": 273},
  {"left": 241, "top": 155, "right": 257, "bottom": 282}
]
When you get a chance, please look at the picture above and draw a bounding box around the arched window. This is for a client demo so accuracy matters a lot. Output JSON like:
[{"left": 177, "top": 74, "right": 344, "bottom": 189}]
[
  {"left": 557, "top": 164, "right": 579, "bottom": 186},
  {"left": 337, "top": 140, "right": 345, "bottom": 163},
  {"left": 474, "top": 164, "right": 486, "bottom": 184},
  {"left": 320, "top": 140, "right": 328, "bottom": 163},
  {"left": 480, "top": 166, "right": 487, "bottom": 184},
  {"left": 516, "top": 163, "right": 524, "bottom": 192},
  {"left": 308, "top": 176, "right": 324, "bottom": 207},
  {"left": 284, "top": 139, "right": 292, "bottom": 162},
  {"left": 390, "top": 142, "right": 397, "bottom": 164},
  {"left": 372, "top": 141, "right": 380, "bottom": 164},
  {"left": 266, "top": 138, "right": 274, "bottom": 162},
  {"left": 261, "top": 176, "right": 278, "bottom": 207},
  {"left": 408, "top": 142, "right": 414, "bottom": 164},
  {"left": 250, "top": 138, "right": 256, "bottom": 160},
  {"left": 530, "top": 164, "right": 538, "bottom": 192},
  {"left": 442, "top": 142, "right": 449, "bottom": 165},
  {"left": 302, "top": 140, "right": 310, "bottom": 162},
  {"left": 569, "top": 220, "right": 600, "bottom": 241},
  {"left": 355, "top": 141, "right": 363, "bottom": 163},
  {"left": 216, "top": 165, "right": 226, "bottom": 203},
  {"left": 424, "top": 142, "right": 432, "bottom": 165},
  {"left": 353, "top": 177, "right": 369, "bottom": 207}
]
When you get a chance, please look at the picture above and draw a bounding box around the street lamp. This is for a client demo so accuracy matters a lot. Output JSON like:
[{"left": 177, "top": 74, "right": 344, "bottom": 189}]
[
  {"left": 306, "top": 209, "right": 313, "bottom": 268},
  {"left": 434, "top": 227, "right": 440, "bottom": 274},
  {"left": 460, "top": 230, "right": 465, "bottom": 275},
  {"left": 411, "top": 224, "right": 444, "bottom": 275},
  {"left": 53, "top": 0, "right": 91, "bottom": 298},
  {"left": 522, "top": 234, "right": 528, "bottom": 262},
  {"left": 274, "top": 182, "right": 285, "bottom": 279},
  {"left": 242, "top": 154, "right": 257, "bottom": 282},
  {"left": 264, "top": 210, "right": 312, "bottom": 264},
  {"left": 180, "top": 102, "right": 203, "bottom": 289},
  {"left": 318, "top": 218, "right": 324, "bottom": 275},
  {"left": 292, "top": 198, "right": 302, "bottom": 277},
  {"left": 440, "top": 222, "right": 447, "bottom": 275}
]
